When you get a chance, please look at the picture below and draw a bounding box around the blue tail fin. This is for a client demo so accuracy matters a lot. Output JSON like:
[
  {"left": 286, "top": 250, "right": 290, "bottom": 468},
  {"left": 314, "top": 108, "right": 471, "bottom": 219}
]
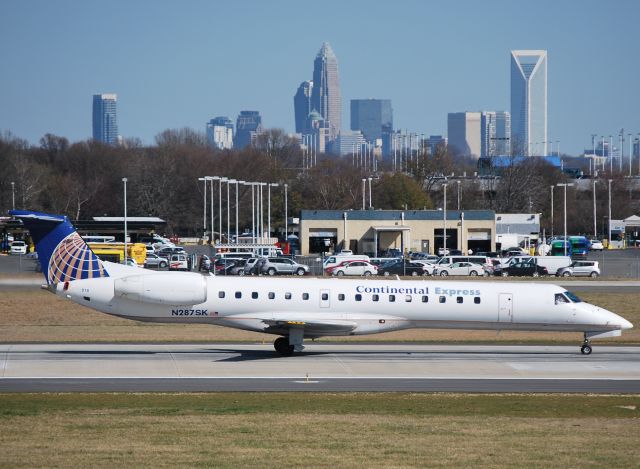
[{"left": 10, "top": 210, "right": 109, "bottom": 285}]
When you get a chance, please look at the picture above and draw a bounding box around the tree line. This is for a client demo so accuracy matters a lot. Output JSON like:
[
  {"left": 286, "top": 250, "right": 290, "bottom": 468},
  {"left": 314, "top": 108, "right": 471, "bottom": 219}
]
[{"left": 0, "top": 128, "right": 636, "bottom": 238}]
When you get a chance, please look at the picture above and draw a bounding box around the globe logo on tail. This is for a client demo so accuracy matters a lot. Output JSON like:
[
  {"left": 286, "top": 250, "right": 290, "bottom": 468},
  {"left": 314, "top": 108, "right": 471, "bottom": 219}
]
[{"left": 48, "top": 232, "right": 109, "bottom": 284}]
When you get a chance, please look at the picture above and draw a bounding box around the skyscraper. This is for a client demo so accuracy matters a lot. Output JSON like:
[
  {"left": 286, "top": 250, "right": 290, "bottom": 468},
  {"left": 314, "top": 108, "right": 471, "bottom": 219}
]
[
  {"left": 92, "top": 93, "right": 118, "bottom": 145},
  {"left": 447, "top": 112, "right": 481, "bottom": 158},
  {"left": 350, "top": 99, "right": 393, "bottom": 142},
  {"left": 510, "top": 50, "right": 547, "bottom": 156},
  {"left": 235, "top": 111, "right": 263, "bottom": 149},
  {"left": 206, "top": 116, "right": 234, "bottom": 150},
  {"left": 311, "top": 42, "right": 341, "bottom": 141},
  {"left": 293, "top": 81, "right": 313, "bottom": 134},
  {"left": 481, "top": 111, "right": 511, "bottom": 157}
]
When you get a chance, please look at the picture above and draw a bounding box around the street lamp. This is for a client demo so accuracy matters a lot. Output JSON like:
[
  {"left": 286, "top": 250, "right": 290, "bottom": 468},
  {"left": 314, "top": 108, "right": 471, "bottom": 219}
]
[
  {"left": 198, "top": 178, "right": 207, "bottom": 241},
  {"left": 442, "top": 182, "right": 448, "bottom": 255},
  {"left": 268, "top": 183, "right": 279, "bottom": 240},
  {"left": 218, "top": 177, "right": 227, "bottom": 243},
  {"left": 608, "top": 179, "right": 613, "bottom": 247},
  {"left": 236, "top": 180, "right": 243, "bottom": 243},
  {"left": 367, "top": 177, "right": 372, "bottom": 209},
  {"left": 227, "top": 179, "right": 236, "bottom": 243},
  {"left": 592, "top": 179, "right": 597, "bottom": 239},
  {"left": 550, "top": 185, "right": 554, "bottom": 238},
  {"left": 456, "top": 180, "right": 461, "bottom": 210},
  {"left": 361, "top": 178, "right": 366, "bottom": 210},
  {"left": 284, "top": 183, "right": 288, "bottom": 239},
  {"left": 11, "top": 181, "right": 15, "bottom": 211},
  {"left": 556, "top": 183, "right": 574, "bottom": 256},
  {"left": 122, "top": 177, "right": 128, "bottom": 264}
]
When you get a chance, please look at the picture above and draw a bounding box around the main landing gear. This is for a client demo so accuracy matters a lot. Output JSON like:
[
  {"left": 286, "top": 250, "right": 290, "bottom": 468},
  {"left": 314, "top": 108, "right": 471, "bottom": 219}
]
[
  {"left": 580, "top": 334, "right": 592, "bottom": 355},
  {"left": 274, "top": 337, "right": 294, "bottom": 356}
]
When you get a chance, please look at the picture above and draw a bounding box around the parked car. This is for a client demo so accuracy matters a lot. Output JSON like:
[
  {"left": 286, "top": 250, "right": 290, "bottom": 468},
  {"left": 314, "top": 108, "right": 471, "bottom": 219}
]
[
  {"left": 589, "top": 239, "right": 604, "bottom": 251},
  {"left": 10, "top": 240, "right": 27, "bottom": 255},
  {"left": 498, "top": 260, "right": 548, "bottom": 277},
  {"left": 331, "top": 260, "right": 378, "bottom": 276},
  {"left": 377, "top": 259, "right": 427, "bottom": 277},
  {"left": 144, "top": 253, "right": 168, "bottom": 269},
  {"left": 213, "top": 258, "right": 238, "bottom": 275},
  {"left": 199, "top": 255, "right": 212, "bottom": 272},
  {"left": 168, "top": 253, "right": 189, "bottom": 271},
  {"left": 410, "top": 252, "right": 440, "bottom": 263},
  {"left": 243, "top": 257, "right": 262, "bottom": 275},
  {"left": 410, "top": 260, "right": 437, "bottom": 275},
  {"left": 228, "top": 259, "right": 248, "bottom": 275},
  {"left": 437, "top": 247, "right": 450, "bottom": 256},
  {"left": 157, "top": 246, "right": 186, "bottom": 259},
  {"left": 121, "top": 257, "right": 139, "bottom": 267},
  {"left": 556, "top": 261, "right": 600, "bottom": 278},
  {"left": 145, "top": 245, "right": 156, "bottom": 255},
  {"left": 261, "top": 257, "right": 309, "bottom": 276},
  {"left": 433, "top": 261, "right": 485, "bottom": 277}
]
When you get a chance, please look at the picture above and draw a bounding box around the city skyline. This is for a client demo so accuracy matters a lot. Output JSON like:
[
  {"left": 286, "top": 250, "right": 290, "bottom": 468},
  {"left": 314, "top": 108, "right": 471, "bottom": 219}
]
[{"left": 1, "top": 0, "right": 639, "bottom": 155}]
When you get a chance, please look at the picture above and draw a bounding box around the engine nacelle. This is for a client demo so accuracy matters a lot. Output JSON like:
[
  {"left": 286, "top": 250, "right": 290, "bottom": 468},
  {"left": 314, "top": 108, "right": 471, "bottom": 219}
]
[{"left": 114, "top": 272, "right": 207, "bottom": 305}]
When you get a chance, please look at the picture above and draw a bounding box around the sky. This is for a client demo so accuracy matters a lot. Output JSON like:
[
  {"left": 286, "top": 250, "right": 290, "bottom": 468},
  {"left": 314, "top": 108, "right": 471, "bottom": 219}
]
[{"left": 1, "top": 0, "right": 639, "bottom": 155}]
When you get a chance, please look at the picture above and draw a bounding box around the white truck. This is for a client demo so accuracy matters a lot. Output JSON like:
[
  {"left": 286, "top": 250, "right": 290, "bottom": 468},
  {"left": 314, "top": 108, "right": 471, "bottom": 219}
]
[{"left": 497, "top": 256, "right": 572, "bottom": 276}]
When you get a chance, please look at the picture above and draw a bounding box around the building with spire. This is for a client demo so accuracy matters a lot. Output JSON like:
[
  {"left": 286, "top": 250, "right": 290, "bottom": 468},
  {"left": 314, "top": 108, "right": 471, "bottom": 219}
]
[
  {"left": 510, "top": 50, "right": 547, "bottom": 156},
  {"left": 294, "top": 81, "right": 313, "bottom": 134},
  {"left": 311, "top": 42, "right": 341, "bottom": 142}
]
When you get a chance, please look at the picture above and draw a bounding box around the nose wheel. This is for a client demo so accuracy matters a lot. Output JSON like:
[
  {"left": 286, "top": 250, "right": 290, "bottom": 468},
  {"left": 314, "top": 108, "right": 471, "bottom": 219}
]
[{"left": 580, "top": 335, "right": 592, "bottom": 355}]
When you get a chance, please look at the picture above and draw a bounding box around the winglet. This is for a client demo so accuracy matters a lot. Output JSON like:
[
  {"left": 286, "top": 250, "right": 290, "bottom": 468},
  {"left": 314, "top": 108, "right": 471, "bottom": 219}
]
[{"left": 10, "top": 210, "right": 109, "bottom": 285}]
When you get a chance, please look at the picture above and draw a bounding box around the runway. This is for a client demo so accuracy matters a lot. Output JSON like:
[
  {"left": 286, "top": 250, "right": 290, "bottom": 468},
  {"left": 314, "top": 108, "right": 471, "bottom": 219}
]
[{"left": 1, "top": 343, "right": 639, "bottom": 392}]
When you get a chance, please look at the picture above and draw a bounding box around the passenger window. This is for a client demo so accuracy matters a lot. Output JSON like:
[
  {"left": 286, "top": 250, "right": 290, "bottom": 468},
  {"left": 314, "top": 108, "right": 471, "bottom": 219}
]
[
  {"left": 268, "top": 292, "right": 275, "bottom": 300},
  {"left": 422, "top": 295, "right": 428, "bottom": 303},
  {"left": 218, "top": 291, "right": 225, "bottom": 299},
  {"left": 457, "top": 297, "right": 463, "bottom": 304},
  {"left": 285, "top": 292, "right": 292, "bottom": 300},
  {"left": 252, "top": 292, "right": 258, "bottom": 299},
  {"left": 389, "top": 295, "right": 396, "bottom": 302},
  {"left": 302, "top": 293, "right": 309, "bottom": 300},
  {"left": 372, "top": 294, "right": 379, "bottom": 302},
  {"left": 322, "top": 293, "right": 328, "bottom": 301},
  {"left": 338, "top": 293, "right": 345, "bottom": 301},
  {"left": 439, "top": 296, "right": 446, "bottom": 303},
  {"left": 405, "top": 295, "right": 412, "bottom": 302},
  {"left": 355, "top": 294, "right": 362, "bottom": 301},
  {"left": 474, "top": 297, "right": 481, "bottom": 304},
  {"left": 235, "top": 291, "right": 242, "bottom": 299}
]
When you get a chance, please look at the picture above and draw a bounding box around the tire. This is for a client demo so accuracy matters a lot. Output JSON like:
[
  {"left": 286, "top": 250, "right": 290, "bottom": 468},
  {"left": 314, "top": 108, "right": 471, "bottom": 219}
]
[
  {"left": 411, "top": 271, "right": 419, "bottom": 276},
  {"left": 562, "top": 271, "right": 571, "bottom": 277},
  {"left": 501, "top": 272, "right": 509, "bottom": 277},
  {"left": 383, "top": 271, "right": 390, "bottom": 277},
  {"left": 581, "top": 344, "right": 592, "bottom": 355},
  {"left": 364, "top": 271, "right": 371, "bottom": 277},
  {"left": 296, "top": 268, "right": 305, "bottom": 276},
  {"left": 439, "top": 271, "right": 448, "bottom": 277},
  {"left": 274, "top": 337, "right": 294, "bottom": 356},
  {"left": 532, "top": 271, "right": 540, "bottom": 278},
  {"left": 469, "top": 271, "right": 478, "bottom": 276},
  {"left": 337, "top": 271, "right": 344, "bottom": 277},
  {"left": 238, "top": 270, "right": 245, "bottom": 276},
  {"left": 590, "top": 271, "right": 599, "bottom": 278},
  {"left": 268, "top": 268, "right": 276, "bottom": 276},
  {"left": 159, "top": 261, "right": 167, "bottom": 268}
]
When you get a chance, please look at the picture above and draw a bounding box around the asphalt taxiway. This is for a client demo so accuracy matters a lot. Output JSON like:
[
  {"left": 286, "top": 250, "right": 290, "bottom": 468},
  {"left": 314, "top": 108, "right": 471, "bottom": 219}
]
[{"left": 1, "top": 343, "right": 639, "bottom": 393}]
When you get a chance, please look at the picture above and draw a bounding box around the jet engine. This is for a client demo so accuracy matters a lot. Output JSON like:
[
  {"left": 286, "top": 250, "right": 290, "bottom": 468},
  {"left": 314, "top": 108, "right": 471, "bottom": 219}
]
[{"left": 114, "top": 272, "right": 207, "bottom": 305}]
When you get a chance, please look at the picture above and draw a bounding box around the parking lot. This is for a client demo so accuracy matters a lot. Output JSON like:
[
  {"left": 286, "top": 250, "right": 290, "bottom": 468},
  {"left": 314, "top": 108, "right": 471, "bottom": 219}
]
[{"left": 4, "top": 247, "right": 640, "bottom": 278}]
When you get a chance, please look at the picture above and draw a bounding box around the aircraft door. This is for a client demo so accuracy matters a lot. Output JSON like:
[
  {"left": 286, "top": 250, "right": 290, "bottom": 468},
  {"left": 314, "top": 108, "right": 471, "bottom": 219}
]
[
  {"left": 319, "top": 289, "right": 330, "bottom": 308},
  {"left": 498, "top": 293, "right": 513, "bottom": 323}
]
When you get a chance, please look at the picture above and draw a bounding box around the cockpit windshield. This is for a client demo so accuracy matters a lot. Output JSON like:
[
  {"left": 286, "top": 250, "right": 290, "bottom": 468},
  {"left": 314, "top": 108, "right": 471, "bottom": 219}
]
[{"left": 564, "top": 291, "right": 582, "bottom": 303}]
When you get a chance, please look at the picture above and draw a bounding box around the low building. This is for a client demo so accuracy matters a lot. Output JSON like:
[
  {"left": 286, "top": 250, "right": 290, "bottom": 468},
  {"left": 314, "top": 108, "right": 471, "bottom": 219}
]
[
  {"left": 495, "top": 213, "right": 540, "bottom": 251},
  {"left": 299, "top": 209, "right": 495, "bottom": 256}
]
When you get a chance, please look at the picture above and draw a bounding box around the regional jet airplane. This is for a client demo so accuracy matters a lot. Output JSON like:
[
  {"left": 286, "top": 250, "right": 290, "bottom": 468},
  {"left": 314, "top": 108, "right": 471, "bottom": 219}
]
[{"left": 12, "top": 210, "right": 632, "bottom": 356}]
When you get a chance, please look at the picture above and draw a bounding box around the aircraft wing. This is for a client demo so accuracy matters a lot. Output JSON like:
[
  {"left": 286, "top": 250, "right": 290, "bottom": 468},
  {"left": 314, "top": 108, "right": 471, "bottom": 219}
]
[{"left": 261, "top": 318, "right": 357, "bottom": 334}]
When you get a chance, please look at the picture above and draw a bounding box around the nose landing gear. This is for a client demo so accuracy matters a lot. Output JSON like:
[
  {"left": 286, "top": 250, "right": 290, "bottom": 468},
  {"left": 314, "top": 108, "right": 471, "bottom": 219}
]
[{"left": 580, "top": 334, "right": 592, "bottom": 355}]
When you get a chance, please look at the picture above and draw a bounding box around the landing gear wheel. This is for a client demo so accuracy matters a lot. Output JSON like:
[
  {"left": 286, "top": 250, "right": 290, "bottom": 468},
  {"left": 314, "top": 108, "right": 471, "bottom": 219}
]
[
  {"left": 274, "top": 337, "right": 294, "bottom": 356},
  {"left": 580, "top": 344, "right": 592, "bottom": 355}
]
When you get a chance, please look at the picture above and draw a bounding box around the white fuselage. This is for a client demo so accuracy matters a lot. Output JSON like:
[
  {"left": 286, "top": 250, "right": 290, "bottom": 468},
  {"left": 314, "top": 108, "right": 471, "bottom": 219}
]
[{"left": 59, "top": 262, "right": 632, "bottom": 340}]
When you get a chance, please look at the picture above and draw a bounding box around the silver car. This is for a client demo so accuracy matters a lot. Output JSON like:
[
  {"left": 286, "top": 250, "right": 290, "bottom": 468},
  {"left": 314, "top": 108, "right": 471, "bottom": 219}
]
[
  {"left": 144, "top": 253, "right": 168, "bottom": 269},
  {"left": 556, "top": 261, "right": 600, "bottom": 278},
  {"left": 261, "top": 257, "right": 309, "bottom": 276}
]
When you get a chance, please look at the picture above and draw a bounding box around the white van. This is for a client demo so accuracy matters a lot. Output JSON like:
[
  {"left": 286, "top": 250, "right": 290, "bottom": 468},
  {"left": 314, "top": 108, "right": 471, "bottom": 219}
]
[
  {"left": 436, "top": 255, "right": 490, "bottom": 268},
  {"left": 323, "top": 254, "right": 370, "bottom": 271},
  {"left": 169, "top": 253, "right": 189, "bottom": 271}
]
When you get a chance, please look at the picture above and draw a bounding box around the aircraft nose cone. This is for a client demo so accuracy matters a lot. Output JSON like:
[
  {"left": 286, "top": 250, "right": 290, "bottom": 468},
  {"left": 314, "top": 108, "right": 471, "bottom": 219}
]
[{"left": 620, "top": 317, "right": 633, "bottom": 330}]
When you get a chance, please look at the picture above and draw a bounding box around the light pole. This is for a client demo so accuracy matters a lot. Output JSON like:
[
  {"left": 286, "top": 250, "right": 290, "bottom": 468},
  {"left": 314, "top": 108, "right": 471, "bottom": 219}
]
[
  {"left": 122, "top": 177, "right": 128, "bottom": 264},
  {"left": 284, "top": 183, "right": 288, "bottom": 239},
  {"left": 550, "top": 185, "right": 554, "bottom": 238},
  {"left": 198, "top": 177, "right": 207, "bottom": 241},
  {"left": 456, "top": 180, "right": 461, "bottom": 210},
  {"left": 443, "top": 183, "right": 448, "bottom": 255},
  {"left": 367, "top": 177, "right": 372, "bottom": 209},
  {"left": 556, "top": 183, "right": 574, "bottom": 256},
  {"left": 608, "top": 179, "right": 613, "bottom": 248},
  {"left": 11, "top": 181, "right": 15, "bottom": 211},
  {"left": 593, "top": 179, "right": 597, "bottom": 239},
  {"left": 268, "top": 183, "right": 279, "bottom": 240},
  {"left": 250, "top": 182, "right": 256, "bottom": 243},
  {"left": 235, "top": 180, "right": 243, "bottom": 243},
  {"left": 361, "top": 178, "right": 366, "bottom": 210},
  {"left": 226, "top": 179, "right": 236, "bottom": 243}
]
